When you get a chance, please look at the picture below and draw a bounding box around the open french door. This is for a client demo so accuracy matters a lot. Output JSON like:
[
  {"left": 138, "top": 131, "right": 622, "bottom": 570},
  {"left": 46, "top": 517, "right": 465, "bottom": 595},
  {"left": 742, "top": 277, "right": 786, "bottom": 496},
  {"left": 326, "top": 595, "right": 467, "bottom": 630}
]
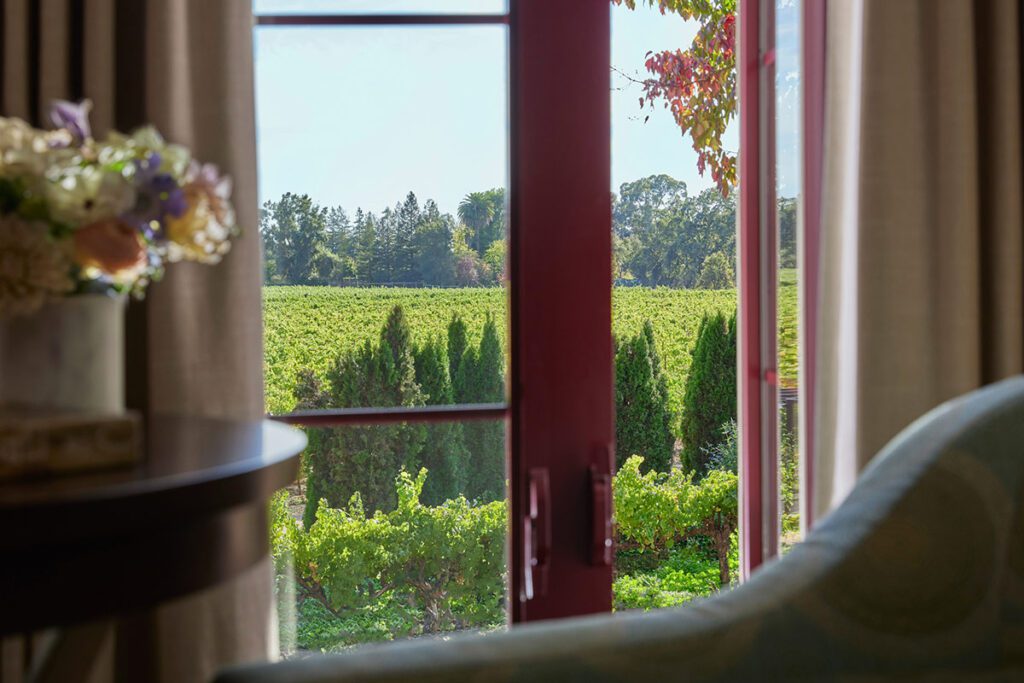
[{"left": 512, "top": 0, "right": 825, "bottom": 619}]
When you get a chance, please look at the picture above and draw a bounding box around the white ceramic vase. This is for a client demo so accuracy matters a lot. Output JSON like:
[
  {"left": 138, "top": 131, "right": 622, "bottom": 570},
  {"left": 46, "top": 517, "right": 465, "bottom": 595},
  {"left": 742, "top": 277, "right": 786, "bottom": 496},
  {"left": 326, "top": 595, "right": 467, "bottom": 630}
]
[{"left": 0, "top": 294, "right": 126, "bottom": 414}]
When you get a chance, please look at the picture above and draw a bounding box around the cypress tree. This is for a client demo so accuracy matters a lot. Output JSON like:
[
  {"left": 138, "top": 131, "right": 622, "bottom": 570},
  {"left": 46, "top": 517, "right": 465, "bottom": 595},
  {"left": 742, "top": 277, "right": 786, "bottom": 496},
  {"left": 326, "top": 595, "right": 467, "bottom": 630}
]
[
  {"left": 474, "top": 315, "right": 505, "bottom": 405},
  {"left": 680, "top": 311, "right": 737, "bottom": 477},
  {"left": 462, "top": 315, "right": 506, "bottom": 501},
  {"left": 379, "top": 305, "right": 416, "bottom": 398},
  {"left": 413, "top": 338, "right": 470, "bottom": 505},
  {"left": 448, "top": 314, "right": 469, "bottom": 400},
  {"left": 614, "top": 324, "right": 674, "bottom": 473},
  {"left": 293, "top": 369, "right": 331, "bottom": 530},
  {"left": 642, "top": 320, "right": 671, "bottom": 423}
]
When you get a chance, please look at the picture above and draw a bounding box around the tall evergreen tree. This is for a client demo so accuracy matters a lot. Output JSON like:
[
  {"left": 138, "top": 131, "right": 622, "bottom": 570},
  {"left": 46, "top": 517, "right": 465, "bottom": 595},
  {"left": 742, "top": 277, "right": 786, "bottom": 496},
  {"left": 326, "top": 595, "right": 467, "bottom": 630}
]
[
  {"left": 326, "top": 206, "right": 351, "bottom": 256},
  {"left": 461, "top": 315, "right": 506, "bottom": 501},
  {"left": 642, "top": 320, "right": 673, "bottom": 449},
  {"left": 351, "top": 209, "right": 377, "bottom": 284},
  {"left": 293, "top": 369, "right": 331, "bottom": 530},
  {"left": 614, "top": 324, "right": 674, "bottom": 472},
  {"left": 447, "top": 314, "right": 469, "bottom": 399},
  {"left": 376, "top": 207, "right": 398, "bottom": 283},
  {"left": 680, "top": 311, "right": 737, "bottom": 477},
  {"left": 413, "top": 339, "right": 469, "bottom": 505},
  {"left": 394, "top": 192, "right": 420, "bottom": 283}
]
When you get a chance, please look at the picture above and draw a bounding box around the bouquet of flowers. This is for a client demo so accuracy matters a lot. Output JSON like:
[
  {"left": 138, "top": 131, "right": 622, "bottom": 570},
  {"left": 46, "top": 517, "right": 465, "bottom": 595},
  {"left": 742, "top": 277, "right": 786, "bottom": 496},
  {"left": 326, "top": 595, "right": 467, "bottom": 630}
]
[{"left": 0, "top": 100, "right": 237, "bottom": 317}]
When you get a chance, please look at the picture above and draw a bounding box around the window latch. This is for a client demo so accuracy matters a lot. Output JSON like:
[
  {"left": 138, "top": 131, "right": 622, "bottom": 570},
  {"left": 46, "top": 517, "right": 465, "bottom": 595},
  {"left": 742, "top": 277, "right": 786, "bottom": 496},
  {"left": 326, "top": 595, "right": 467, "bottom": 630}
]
[
  {"left": 589, "top": 463, "right": 613, "bottom": 566},
  {"left": 521, "top": 467, "right": 550, "bottom": 601}
]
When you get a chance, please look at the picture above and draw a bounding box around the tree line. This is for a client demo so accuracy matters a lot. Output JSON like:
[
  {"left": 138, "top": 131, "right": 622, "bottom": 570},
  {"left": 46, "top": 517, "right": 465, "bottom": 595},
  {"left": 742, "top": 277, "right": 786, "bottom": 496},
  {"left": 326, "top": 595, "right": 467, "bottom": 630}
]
[
  {"left": 261, "top": 189, "right": 506, "bottom": 288},
  {"left": 259, "top": 174, "right": 795, "bottom": 290}
]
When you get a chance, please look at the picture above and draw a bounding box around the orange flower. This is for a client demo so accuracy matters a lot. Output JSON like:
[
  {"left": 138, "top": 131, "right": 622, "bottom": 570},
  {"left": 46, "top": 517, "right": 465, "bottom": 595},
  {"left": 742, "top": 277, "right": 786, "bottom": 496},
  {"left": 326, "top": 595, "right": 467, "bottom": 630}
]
[{"left": 73, "top": 219, "right": 147, "bottom": 277}]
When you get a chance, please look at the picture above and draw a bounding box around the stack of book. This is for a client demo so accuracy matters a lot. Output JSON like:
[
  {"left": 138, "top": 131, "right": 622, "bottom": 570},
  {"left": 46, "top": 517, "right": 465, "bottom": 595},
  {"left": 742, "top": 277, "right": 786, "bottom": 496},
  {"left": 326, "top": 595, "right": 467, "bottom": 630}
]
[{"left": 0, "top": 408, "right": 141, "bottom": 481}]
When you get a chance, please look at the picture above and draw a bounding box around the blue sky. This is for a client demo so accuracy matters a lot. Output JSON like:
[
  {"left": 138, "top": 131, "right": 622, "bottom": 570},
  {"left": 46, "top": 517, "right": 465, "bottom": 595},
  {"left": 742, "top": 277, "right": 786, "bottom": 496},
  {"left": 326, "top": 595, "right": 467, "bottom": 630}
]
[{"left": 253, "top": 1, "right": 799, "bottom": 215}]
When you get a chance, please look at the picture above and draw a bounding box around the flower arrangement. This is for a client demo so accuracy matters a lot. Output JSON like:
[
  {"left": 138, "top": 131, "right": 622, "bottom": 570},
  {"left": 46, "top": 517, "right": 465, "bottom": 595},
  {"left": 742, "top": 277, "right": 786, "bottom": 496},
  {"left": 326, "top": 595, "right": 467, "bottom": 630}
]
[{"left": 0, "top": 100, "right": 237, "bottom": 317}]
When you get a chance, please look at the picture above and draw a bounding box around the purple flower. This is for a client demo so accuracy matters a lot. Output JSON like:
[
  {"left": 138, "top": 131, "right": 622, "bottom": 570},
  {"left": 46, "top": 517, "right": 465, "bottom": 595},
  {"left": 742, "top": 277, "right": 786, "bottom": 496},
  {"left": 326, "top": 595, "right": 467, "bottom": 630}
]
[
  {"left": 123, "top": 151, "right": 187, "bottom": 239},
  {"left": 49, "top": 99, "right": 92, "bottom": 142}
]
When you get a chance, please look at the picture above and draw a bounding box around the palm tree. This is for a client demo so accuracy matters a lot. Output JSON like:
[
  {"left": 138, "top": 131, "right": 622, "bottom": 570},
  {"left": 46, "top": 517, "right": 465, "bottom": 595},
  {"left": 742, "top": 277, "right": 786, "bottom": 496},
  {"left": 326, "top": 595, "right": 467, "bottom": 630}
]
[{"left": 458, "top": 192, "right": 495, "bottom": 255}]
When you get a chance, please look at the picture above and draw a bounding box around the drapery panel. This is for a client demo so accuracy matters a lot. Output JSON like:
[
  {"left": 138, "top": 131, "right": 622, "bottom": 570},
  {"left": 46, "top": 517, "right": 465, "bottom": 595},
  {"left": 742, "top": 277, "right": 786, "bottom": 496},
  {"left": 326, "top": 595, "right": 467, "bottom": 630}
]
[
  {"left": 815, "top": 0, "right": 1024, "bottom": 519},
  {"left": 1, "top": 1, "right": 271, "bottom": 681}
]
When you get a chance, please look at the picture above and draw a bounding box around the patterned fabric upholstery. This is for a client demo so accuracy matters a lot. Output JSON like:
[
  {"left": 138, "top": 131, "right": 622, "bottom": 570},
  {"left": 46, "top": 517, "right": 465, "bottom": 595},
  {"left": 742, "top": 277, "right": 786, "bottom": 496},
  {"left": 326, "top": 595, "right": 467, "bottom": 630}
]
[{"left": 217, "top": 376, "right": 1024, "bottom": 682}]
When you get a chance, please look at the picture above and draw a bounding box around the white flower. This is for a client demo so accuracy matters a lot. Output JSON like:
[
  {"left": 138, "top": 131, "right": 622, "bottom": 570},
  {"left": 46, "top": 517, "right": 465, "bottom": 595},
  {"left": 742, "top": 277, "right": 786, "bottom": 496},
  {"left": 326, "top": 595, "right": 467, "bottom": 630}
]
[
  {"left": 0, "top": 117, "right": 69, "bottom": 178},
  {"left": 45, "top": 165, "right": 136, "bottom": 227},
  {"left": 0, "top": 215, "right": 73, "bottom": 317}
]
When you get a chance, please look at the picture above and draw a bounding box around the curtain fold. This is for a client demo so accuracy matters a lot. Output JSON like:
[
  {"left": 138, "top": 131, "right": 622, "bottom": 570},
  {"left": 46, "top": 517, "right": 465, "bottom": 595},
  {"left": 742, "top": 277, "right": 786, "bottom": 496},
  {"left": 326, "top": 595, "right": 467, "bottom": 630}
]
[
  {"left": 141, "top": 2, "right": 272, "bottom": 680},
  {"left": 815, "top": 0, "right": 1024, "bottom": 520},
  {"left": 1, "top": 1, "right": 272, "bottom": 681}
]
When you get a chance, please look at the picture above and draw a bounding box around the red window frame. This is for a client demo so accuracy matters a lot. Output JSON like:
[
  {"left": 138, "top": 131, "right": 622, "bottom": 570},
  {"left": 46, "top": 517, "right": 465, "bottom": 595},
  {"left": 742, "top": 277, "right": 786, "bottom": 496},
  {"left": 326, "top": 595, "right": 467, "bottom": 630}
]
[
  {"left": 738, "top": 0, "right": 826, "bottom": 575},
  {"left": 258, "top": 0, "right": 825, "bottom": 618},
  {"left": 738, "top": 0, "right": 779, "bottom": 577}
]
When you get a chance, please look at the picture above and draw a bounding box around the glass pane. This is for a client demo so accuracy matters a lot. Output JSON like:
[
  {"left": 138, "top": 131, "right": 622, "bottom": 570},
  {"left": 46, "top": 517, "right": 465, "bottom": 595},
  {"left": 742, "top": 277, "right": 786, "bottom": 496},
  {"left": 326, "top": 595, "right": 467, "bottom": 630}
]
[
  {"left": 255, "top": 25, "right": 509, "bottom": 411},
  {"left": 254, "top": 0, "right": 507, "bottom": 15},
  {"left": 610, "top": 2, "right": 739, "bottom": 611},
  {"left": 776, "top": 0, "right": 802, "bottom": 551},
  {"left": 273, "top": 419, "right": 508, "bottom": 655}
]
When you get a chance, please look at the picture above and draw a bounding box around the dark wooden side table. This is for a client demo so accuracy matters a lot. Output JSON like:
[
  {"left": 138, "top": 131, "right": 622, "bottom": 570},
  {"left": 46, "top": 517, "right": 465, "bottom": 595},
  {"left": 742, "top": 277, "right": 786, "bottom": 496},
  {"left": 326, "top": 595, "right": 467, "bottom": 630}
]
[{"left": 0, "top": 416, "right": 305, "bottom": 680}]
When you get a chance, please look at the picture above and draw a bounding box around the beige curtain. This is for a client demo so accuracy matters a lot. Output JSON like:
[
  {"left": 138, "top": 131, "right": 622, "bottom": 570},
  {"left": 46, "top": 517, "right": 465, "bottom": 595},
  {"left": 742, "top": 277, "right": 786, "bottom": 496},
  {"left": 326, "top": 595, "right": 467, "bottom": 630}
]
[
  {"left": 815, "top": 0, "right": 1024, "bottom": 519},
  {"left": 1, "top": 1, "right": 272, "bottom": 681}
]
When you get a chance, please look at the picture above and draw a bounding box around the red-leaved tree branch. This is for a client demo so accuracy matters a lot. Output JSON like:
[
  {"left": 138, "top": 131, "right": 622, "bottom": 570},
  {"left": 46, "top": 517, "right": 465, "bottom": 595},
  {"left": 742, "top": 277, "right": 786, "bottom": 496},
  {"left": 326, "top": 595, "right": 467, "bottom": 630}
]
[{"left": 612, "top": 0, "right": 737, "bottom": 196}]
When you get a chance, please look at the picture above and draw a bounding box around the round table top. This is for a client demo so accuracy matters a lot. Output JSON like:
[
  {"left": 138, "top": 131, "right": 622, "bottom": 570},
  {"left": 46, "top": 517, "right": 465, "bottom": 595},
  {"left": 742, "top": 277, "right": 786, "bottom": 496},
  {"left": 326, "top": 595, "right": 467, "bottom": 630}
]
[{"left": 0, "top": 415, "right": 306, "bottom": 634}]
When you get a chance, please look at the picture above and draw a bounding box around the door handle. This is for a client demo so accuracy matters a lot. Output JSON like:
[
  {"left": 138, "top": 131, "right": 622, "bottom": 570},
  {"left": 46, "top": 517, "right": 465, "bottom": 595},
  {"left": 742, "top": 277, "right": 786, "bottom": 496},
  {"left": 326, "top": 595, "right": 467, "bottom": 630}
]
[
  {"left": 521, "top": 467, "right": 550, "bottom": 601},
  {"left": 589, "top": 465, "right": 613, "bottom": 566}
]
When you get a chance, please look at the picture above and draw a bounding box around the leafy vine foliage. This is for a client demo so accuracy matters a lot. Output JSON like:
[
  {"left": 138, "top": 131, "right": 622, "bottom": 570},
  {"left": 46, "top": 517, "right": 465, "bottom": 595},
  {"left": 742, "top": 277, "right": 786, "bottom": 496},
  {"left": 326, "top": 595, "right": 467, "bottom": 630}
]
[
  {"left": 275, "top": 456, "right": 739, "bottom": 649},
  {"left": 614, "top": 455, "right": 738, "bottom": 585},
  {"left": 612, "top": 0, "right": 737, "bottom": 195},
  {"left": 273, "top": 471, "right": 506, "bottom": 643}
]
